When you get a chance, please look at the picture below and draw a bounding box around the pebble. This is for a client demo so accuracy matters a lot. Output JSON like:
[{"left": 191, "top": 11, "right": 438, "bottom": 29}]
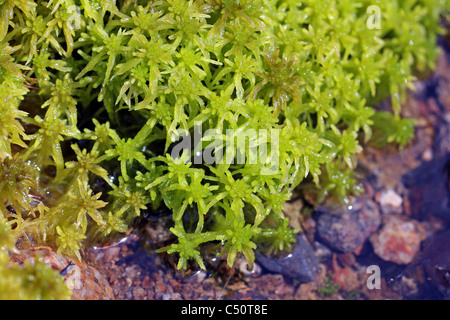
[
  {"left": 378, "top": 189, "right": 403, "bottom": 214},
  {"left": 332, "top": 266, "right": 359, "bottom": 292},
  {"left": 422, "top": 148, "right": 433, "bottom": 162},
  {"left": 370, "top": 215, "right": 424, "bottom": 265},
  {"left": 317, "top": 198, "right": 381, "bottom": 253},
  {"left": 256, "top": 234, "right": 320, "bottom": 283},
  {"left": 238, "top": 258, "right": 262, "bottom": 278}
]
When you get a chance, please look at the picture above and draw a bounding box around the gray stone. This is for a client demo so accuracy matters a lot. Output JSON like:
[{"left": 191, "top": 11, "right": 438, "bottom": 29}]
[
  {"left": 317, "top": 198, "right": 381, "bottom": 253},
  {"left": 256, "top": 234, "right": 320, "bottom": 283}
]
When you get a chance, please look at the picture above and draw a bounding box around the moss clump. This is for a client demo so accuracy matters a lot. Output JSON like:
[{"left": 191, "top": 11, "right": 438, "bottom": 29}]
[
  {"left": 0, "top": 0, "right": 448, "bottom": 273},
  {"left": 0, "top": 217, "right": 72, "bottom": 299}
]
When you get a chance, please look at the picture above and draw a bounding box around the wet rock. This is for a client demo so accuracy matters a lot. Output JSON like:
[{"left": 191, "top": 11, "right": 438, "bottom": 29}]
[
  {"left": 403, "top": 154, "right": 450, "bottom": 221},
  {"left": 400, "top": 230, "right": 450, "bottom": 296},
  {"left": 317, "top": 198, "right": 381, "bottom": 253},
  {"left": 256, "top": 234, "right": 320, "bottom": 283},
  {"left": 370, "top": 215, "right": 425, "bottom": 265}
]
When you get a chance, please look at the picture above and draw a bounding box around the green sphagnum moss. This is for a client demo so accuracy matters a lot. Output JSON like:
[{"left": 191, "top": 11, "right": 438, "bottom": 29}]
[{"left": 0, "top": 0, "right": 449, "bottom": 299}]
